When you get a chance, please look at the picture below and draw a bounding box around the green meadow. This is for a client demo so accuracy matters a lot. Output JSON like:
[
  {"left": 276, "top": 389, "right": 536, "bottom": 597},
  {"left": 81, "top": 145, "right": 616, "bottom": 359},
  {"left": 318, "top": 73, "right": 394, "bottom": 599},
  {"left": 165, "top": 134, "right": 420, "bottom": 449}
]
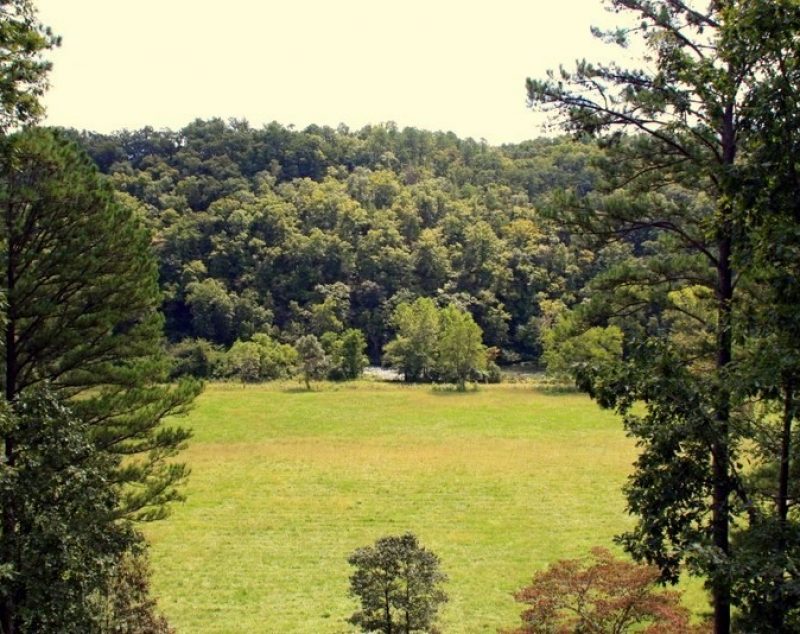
[{"left": 145, "top": 381, "right": 704, "bottom": 633}]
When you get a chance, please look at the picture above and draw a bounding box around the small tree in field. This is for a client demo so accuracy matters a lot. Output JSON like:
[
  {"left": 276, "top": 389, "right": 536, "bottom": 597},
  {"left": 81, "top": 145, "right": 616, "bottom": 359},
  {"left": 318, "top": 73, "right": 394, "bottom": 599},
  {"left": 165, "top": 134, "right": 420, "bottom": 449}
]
[
  {"left": 436, "top": 306, "right": 486, "bottom": 391},
  {"left": 505, "top": 548, "right": 707, "bottom": 634},
  {"left": 348, "top": 533, "right": 447, "bottom": 634},
  {"left": 383, "top": 298, "right": 440, "bottom": 382},
  {"left": 294, "top": 334, "right": 327, "bottom": 390}
]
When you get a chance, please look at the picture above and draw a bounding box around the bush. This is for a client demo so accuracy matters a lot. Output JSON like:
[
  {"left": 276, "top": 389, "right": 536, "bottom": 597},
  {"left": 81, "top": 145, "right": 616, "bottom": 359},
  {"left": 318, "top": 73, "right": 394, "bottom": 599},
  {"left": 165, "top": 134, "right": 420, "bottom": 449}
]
[
  {"left": 168, "top": 338, "right": 223, "bottom": 379},
  {"left": 221, "top": 334, "right": 298, "bottom": 383},
  {"left": 0, "top": 389, "right": 136, "bottom": 633},
  {"left": 347, "top": 533, "right": 447, "bottom": 633},
  {"left": 101, "top": 548, "right": 174, "bottom": 633},
  {"left": 223, "top": 340, "right": 263, "bottom": 383}
]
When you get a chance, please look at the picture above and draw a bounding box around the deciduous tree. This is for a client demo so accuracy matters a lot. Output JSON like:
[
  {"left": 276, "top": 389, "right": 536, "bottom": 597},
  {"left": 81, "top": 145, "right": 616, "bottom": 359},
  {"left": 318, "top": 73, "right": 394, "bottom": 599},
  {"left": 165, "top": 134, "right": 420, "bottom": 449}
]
[
  {"left": 383, "top": 298, "right": 440, "bottom": 382},
  {"left": 436, "top": 305, "right": 487, "bottom": 391},
  {"left": 294, "top": 334, "right": 327, "bottom": 390},
  {"left": 505, "top": 548, "right": 705, "bottom": 634},
  {"left": 347, "top": 533, "right": 447, "bottom": 634},
  {"left": 0, "top": 389, "right": 137, "bottom": 634}
]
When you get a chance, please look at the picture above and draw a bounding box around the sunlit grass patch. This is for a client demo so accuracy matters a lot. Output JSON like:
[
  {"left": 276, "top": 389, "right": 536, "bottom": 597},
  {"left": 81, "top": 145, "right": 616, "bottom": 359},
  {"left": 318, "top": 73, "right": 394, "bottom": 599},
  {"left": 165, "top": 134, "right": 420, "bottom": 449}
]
[{"left": 146, "top": 381, "right": 704, "bottom": 633}]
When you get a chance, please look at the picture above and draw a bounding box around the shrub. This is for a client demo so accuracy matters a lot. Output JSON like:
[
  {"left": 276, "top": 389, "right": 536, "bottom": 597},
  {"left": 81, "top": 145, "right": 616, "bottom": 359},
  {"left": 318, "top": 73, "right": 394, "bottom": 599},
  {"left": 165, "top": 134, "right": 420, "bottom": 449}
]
[
  {"left": 168, "top": 338, "right": 223, "bottom": 379},
  {"left": 222, "top": 334, "right": 298, "bottom": 383},
  {"left": 249, "top": 333, "right": 298, "bottom": 380},
  {"left": 101, "top": 549, "right": 174, "bottom": 634}
]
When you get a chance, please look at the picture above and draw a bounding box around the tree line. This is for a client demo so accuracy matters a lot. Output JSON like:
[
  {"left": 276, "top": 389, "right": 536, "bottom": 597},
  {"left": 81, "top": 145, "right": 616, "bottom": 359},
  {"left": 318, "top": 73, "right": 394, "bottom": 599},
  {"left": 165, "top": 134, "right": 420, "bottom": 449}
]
[{"left": 64, "top": 119, "right": 612, "bottom": 371}]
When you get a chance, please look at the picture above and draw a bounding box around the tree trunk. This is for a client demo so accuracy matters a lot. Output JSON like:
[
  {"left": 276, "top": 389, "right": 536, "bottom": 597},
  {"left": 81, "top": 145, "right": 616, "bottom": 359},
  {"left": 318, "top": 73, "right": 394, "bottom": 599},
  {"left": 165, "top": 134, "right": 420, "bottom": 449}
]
[
  {"left": 711, "top": 105, "right": 736, "bottom": 634},
  {"left": 0, "top": 200, "right": 16, "bottom": 634},
  {"left": 767, "top": 378, "right": 795, "bottom": 631},
  {"left": 711, "top": 232, "right": 732, "bottom": 634},
  {"left": 385, "top": 589, "right": 392, "bottom": 634},
  {"left": 777, "top": 378, "right": 794, "bottom": 525}
]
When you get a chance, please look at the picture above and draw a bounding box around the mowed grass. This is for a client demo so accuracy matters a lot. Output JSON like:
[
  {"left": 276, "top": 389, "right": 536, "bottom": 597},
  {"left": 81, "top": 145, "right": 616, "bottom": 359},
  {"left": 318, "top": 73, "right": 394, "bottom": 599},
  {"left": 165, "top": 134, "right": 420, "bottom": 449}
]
[{"left": 145, "top": 381, "right": 703, "bottom": 633}]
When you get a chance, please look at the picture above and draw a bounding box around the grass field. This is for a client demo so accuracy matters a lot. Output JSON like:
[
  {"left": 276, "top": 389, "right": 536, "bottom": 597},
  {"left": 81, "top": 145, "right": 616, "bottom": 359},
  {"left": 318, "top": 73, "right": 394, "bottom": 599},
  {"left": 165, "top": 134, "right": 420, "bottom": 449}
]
[{"left": 145, "top": 380, "right": 704, "bottom": 633}]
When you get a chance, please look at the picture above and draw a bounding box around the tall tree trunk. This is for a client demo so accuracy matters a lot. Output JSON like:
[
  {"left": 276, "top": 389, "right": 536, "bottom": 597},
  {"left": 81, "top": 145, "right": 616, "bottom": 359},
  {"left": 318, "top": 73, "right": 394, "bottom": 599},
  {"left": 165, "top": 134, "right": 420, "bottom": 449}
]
[
  {"left": 712, "top": 249, "right": 732, "bottom": 634},
  {"left": 385, "top": 588, "right": 392, "bottom": 634},
  {"left": 767, "top": 378, "right": 795, "bottom": 631},
  {"left": 711, "top": 105, "right": 736, "bottom": 634},
  {"left": 1, "top": 203, "right": 16, "bottom": 634}
]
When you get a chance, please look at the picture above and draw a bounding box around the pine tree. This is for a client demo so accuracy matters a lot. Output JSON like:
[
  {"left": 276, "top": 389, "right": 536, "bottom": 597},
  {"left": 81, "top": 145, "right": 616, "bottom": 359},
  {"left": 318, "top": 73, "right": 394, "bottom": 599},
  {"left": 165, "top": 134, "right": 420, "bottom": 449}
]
[
  {"left": 527, "top": 1, "right": 800, "bottom": 631},
  {"left": 0, "top": 128, "right": 201, "bottom": 521}
]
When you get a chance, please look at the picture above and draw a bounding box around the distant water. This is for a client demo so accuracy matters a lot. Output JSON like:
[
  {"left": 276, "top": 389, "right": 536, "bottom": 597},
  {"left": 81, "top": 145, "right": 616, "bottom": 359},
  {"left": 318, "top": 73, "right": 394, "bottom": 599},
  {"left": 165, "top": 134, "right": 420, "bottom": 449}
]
[{"left": 363, "top": 366, "right": 402, "bottom": 381}]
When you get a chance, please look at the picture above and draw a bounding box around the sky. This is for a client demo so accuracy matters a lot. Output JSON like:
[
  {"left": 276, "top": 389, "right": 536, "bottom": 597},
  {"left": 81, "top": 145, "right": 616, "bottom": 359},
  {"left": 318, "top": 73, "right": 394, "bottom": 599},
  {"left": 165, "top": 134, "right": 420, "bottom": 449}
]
[{"left": 37, "top": 0, "right": 625, "bottom": 145}]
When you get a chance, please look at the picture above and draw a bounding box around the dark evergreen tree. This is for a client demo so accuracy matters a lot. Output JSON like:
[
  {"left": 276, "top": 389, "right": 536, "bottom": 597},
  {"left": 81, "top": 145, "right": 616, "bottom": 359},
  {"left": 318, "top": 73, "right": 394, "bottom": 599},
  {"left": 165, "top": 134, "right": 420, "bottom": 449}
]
[{"left": 0, "top": 128, "right": 200, "bottom": 522}]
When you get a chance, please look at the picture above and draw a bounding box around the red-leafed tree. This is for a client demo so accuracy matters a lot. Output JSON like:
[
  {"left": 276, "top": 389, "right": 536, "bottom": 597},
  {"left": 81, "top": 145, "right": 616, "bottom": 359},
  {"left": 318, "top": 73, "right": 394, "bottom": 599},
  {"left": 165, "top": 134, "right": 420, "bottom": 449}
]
[{"left": 505, "top": 549, "right": 708, "bottom": 634}]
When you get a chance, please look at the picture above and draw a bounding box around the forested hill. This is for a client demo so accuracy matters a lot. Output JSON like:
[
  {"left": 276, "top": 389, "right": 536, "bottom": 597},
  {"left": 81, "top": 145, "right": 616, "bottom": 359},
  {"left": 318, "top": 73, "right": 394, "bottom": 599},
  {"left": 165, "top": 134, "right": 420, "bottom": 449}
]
[{"left": 68, "top": 118, "right": 608, "bottom": 364}]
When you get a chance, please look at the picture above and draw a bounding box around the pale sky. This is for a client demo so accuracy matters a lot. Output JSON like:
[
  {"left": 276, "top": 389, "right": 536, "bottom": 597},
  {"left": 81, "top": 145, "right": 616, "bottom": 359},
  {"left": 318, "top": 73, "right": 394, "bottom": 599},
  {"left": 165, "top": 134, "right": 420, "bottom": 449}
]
[{"left": 37, "top": 1, "right": 624, "bottom": 145}]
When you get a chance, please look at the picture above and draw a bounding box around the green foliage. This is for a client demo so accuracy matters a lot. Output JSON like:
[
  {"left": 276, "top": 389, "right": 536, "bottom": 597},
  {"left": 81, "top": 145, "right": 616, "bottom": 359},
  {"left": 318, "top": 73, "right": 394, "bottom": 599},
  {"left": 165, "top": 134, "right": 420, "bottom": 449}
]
[
  {"left": 0, "top": 1, "right": 60, "bottom": 130},
  {"left": 222, "top": 340, "right": 262, "bottom": 383},
  {"left": 347, "top": 533, "right": 447, "bottom": 634},
  {"left": 384, "top": 300, "right": 488, "bottom": 389},
  {"left": 383, "top": 298, "right": 441, "bottom": 382},
  {"left": 185, "top": 279, "right": 236, "bottom": 345},
  {"left": 527, "top": 2, "right": 800, "bottom": 630},
  {"left": 222, "top": 334, "right": 297, "bottom": 383},
  {"left": 0, "top": 128, "right": 201, "bottom": 523},
  {"left": 0, "top": 389, "right": 135, "bottom": 633},
  {"left": 326, "top": 328, "right": 368, "bottom": 381},
  {"left": 539, "top": 303, "right": 623, "bottom": 380},
  {"left": 0, "top": 10, "right": 181, "bottom": 633},
  {"left": 437, "top": 305, "right": 487, "bottom": 391},
  {"left": 168, "top": 338, "right": 223, "bottom": 379},
  {"left": 71, "top": 120, "right": 604, "bottom": 364},
  {"left": 294, "top": 334, "right": 328, "bottom": 390}
]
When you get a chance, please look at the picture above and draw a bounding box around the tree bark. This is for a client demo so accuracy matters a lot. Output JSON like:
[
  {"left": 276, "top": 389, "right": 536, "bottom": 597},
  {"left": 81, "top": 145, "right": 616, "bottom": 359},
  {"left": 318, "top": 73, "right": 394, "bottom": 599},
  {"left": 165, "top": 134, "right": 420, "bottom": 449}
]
[
  {"left": 710, "top": 105, "right": 736, "bottom": 634},
  {"left": 778, "top": 378, "right": 794, "bottom": 525},
  {"left": 1, "top": 196, "right": 16, "bottom": 634}
]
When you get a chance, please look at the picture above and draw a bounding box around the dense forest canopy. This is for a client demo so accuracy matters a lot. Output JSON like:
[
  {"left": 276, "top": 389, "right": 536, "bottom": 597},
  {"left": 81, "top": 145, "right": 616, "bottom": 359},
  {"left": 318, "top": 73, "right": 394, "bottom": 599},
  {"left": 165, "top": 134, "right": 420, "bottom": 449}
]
[{"left": 66, "top": 119, "right": 610, "bottom": 365}]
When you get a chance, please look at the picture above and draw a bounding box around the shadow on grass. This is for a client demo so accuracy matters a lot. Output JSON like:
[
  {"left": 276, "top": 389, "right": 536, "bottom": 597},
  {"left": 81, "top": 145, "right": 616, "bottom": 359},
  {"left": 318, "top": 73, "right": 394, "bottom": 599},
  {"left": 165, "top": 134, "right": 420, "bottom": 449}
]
[
  {"left": 281, "top": 385, "right": 316, "bottom": 394},
  {"left": 533, "top": 383, "right": 583, "bottom": 395},
  {"left": 429, "top": 383, "right": 482, "bottom": 396},
  {"left": 280, "top": 382, "right": 352, "bottom": 393}
]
